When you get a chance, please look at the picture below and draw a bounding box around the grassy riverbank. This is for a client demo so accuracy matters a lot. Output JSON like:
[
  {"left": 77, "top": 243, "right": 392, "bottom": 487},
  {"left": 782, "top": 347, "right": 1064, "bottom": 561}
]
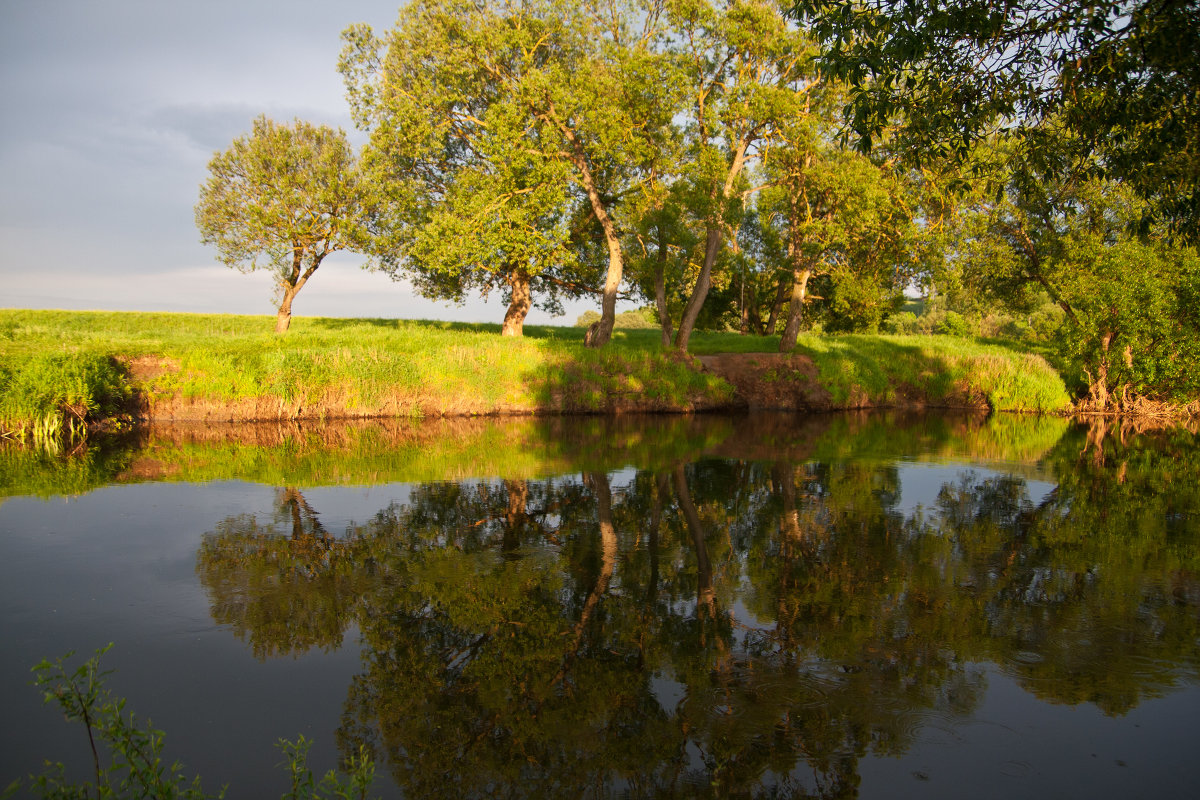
[{"left": 0, "top": 309, "right": 1071, "bottom": 438}]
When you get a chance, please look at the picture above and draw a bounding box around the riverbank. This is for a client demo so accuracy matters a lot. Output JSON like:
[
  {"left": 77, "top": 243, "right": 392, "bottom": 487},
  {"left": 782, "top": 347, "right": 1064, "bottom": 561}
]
[{"left": 1, "top": 309, "right": 1071, "bottom": 438}]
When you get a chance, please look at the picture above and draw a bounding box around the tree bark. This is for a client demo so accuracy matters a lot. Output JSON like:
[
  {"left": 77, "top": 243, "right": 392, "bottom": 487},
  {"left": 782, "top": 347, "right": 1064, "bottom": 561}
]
[
  {"left": 501, "top": 269, "right": 532, "bottom": 337},
  {"left": 1087, "top": 329, "right": 1115, "bottom": 410},
  {"left": 778, "top": 261, "right": 814, "bottom": 352},
  {"left": 563, "top": 133, "right": 621, "bottom": 349},
  {"left": 584, "top": 223, "right": 623, "bottom": 348},
  {"left": 673, "top": 226, "right": 722, "bottom": 351},
  {"left": 674, "top": 138, "right": 749, "bottom": 352},
  {"left": 274, "top": 248, "right": 322, "bottom": 333},
  {"left": 276, "top": 286, "right": 298, "bottom": 333},
  {"left": 764, "top": 277, "right": 789, "bottom": 334}
]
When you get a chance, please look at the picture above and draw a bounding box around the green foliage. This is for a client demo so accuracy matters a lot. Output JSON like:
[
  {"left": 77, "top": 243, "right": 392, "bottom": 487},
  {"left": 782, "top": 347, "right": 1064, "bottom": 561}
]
[
  {"left": 277, "top": 737, "right": 374, "bottom": 800},
  {"left": 195, "top": 116, "right": 369, "bottom": 331},
  {"left": 25, "top": 645, "right": 220, "bottom": 799},
  {"left": 574, "top": 308, "right": 657, "bottom": 329},
  {"left": 341, "top": 0, "right": 679, "bottom": 340},
  {"left": 956, "top": 164, "right": 1200, "bottom": 407},
  {"left": 17, "top": 647, "right": 376, "bottom": 799},
  {"left": 795, "top": 0, "right": 1200, "bottom": 241},
  {"left": 665, "top": 0, "right": 823, "bottom": 350},
  {"left": 793, "top": 334, "right": 1072, "bottom": 412},
  {"left": 934, "top": 310, "right": 972, "bottom": 337},
  {"left": 0, "top": 352, "right": 130, "bottom": 444}
]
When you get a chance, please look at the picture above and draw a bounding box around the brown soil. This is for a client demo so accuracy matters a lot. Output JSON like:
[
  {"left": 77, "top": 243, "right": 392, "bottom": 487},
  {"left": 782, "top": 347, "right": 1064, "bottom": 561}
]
[
  {"left": 696, "top": 353, "right": 834, "bottom": 411},
  {"left": 116, "top": 350, "right": 996, "bottom": 424},
  {"left": 124, "top": 355, "right": 180, "bottom": 382}
]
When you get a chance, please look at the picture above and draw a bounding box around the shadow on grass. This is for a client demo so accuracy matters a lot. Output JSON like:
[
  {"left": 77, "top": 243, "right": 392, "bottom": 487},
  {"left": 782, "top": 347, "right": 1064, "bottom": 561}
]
[{"left": 790, "top": 334, "right": 1071, "bottom": 412}]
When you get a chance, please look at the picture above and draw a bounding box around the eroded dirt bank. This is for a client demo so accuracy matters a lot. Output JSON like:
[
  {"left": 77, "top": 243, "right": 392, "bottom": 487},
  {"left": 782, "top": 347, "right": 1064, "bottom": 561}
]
[
  {"left": 695, "top": 353, "right": 991, "bottom": 412},
  {"left": 127, "top": 351, "right": 1002, "bottom": 423}
]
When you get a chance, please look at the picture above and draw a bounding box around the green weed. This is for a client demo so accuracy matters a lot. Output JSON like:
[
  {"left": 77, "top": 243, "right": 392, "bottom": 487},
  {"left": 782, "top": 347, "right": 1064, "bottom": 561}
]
[{"left": 12, "top": 646, "right": 376, "bottom": 799}]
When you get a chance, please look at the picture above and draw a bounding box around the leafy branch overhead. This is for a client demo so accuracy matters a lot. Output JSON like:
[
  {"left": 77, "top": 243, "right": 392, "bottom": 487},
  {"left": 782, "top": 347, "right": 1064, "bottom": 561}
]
[{"left": 793, "top": 0, "right": 1200, "bottom": 240}]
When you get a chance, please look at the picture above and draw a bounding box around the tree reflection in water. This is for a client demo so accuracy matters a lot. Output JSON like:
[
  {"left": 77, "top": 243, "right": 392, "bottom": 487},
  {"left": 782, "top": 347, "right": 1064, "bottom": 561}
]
[{"left": 195, "top": 418, "right": 1200, "bottom": 798}]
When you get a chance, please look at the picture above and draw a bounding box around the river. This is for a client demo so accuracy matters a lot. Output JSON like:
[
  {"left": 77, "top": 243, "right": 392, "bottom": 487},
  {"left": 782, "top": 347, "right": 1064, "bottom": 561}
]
[{"left": 1, "top": 411, "right": 1197, "bottom": 798}]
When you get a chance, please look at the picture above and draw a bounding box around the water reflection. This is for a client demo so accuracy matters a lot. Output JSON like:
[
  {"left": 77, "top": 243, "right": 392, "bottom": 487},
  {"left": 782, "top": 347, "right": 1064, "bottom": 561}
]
[{"left": 183, "top": 415, "right": 1200, "bottom": 797}]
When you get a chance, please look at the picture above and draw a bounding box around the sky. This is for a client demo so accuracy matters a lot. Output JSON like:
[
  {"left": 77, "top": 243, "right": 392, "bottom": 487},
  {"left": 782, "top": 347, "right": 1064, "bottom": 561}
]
[{"left": 0, "top": 0, "right": 599, "bottom": 325}]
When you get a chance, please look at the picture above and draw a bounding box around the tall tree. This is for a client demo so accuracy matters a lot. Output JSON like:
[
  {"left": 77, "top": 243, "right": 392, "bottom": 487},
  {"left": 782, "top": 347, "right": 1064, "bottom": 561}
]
[
  {"left": 666, "top": 0, "right": 821, "bottom": 351},
  {"left": 764, "top": 146, "right": 920, "bottom": 346},
  {"left": 955, "top": 147, "right": 1200, "bottom": 408},
  {"left": 341, "top": 0, "right": 678, "bottom": 345},
  {"left": 195, "top": 116, "right": 369, "bottom": 333}
]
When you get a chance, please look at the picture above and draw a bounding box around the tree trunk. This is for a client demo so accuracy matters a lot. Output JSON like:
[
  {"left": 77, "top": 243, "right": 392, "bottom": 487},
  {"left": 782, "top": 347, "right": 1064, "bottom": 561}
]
[
  {"left": 501, "top": 269, "right": 532, "bottom": 337},
  {"left": 673, "top": 226, "right": 722, "bottom": 351},
  {"left": 565, "top": 133, "right": 622, "bottom": 349},
  {"left": 275, "top": 286, "right": 299, "bottom": 333},
  {"left": 1087, "top": 329, "right": 1115, "bottom": 410},
  {"left": 746, "top": 290, "right": 765, "bottom": 335},
  {"left": 674, "top": 138, "right": 749, "bottom": 352},
  {"left": 778, "top": 260, "right": 814, "bottom": 352},
  {"left": 275, "top": 249, "right": 322, "bottom": 334},
  {"left": 585, "top": 228, "right": 622, "bottom": 348},
  {"left": 764, "top": 277, "right": 789, "bottom": 334}
]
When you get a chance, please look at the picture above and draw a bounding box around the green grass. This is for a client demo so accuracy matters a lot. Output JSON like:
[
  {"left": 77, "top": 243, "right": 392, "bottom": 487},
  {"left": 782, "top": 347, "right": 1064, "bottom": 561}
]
[
  {"left": 0, "top": 310, "right": 1072, "bottom": 437},
  {"left": 0, "top": 310, "right": 734, "bottom": 434},
  {"left": 792, "top": 333, "right": 1071, "bottom": 413}
]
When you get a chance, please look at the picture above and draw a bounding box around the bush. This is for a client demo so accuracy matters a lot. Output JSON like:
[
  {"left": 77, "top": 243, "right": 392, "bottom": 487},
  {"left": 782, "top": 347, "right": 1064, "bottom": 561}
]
[
  {"left": 16, "top": 646, "right": 377, "bottom": 799},
  {"left": 934, "top": 311, "right": 973, "bottom": 337},
  {"left": 0, "top": 353, "right": 130, "bottom": 442},
  {"left": 881, "top": 311, "right": 919, "bottom": 335},
  {"left": 574, "top": 308, "right": 659, "bottom": 330}
]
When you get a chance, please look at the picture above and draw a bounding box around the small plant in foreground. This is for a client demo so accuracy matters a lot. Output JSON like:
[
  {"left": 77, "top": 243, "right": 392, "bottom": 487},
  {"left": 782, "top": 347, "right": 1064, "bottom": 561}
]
[
  {"left": 278, "top": 736, "right": 375, "bottom": 800},
  {"left": 10, "top": 646, "right": 376, "bottom": 800}
]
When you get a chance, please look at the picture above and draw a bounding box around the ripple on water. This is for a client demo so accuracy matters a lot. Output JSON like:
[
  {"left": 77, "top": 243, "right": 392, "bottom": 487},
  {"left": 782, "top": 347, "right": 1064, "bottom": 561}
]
[
  {"left": 999, "top": 760, "right": 1033, "bottom": 778},
  {"left": 1010, "top": 651, "right": 1045, "bottom": 666}
]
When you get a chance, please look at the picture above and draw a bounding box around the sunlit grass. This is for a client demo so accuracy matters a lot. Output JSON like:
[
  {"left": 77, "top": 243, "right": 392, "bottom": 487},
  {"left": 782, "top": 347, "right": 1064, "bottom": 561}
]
[
  {"left": 0, "top": 309, "right": 1072, "bottom": 436},
  {"left": 0, "top": 310, "right": 733, "bottom": 433},
  {"left": 792, "top": 333, "right": 1071, "bottom": 413}
]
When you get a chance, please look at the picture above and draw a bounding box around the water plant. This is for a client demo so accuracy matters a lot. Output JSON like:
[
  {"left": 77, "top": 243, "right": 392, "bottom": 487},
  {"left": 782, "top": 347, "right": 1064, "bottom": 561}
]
[{"left": 6, "top": 646, "right": 376, "bottom": 800}]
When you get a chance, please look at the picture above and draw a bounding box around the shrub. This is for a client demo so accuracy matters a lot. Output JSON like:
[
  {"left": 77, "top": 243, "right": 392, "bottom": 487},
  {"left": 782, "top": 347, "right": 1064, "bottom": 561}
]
[{"left": 934, "top": 311, "right": 973, "bottom": 337}]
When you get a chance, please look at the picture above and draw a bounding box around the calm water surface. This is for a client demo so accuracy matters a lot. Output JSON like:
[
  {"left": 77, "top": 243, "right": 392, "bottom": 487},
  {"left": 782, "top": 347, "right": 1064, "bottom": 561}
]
[{"left": 1, "top": 412, "right": 1198, "bottom": 798}]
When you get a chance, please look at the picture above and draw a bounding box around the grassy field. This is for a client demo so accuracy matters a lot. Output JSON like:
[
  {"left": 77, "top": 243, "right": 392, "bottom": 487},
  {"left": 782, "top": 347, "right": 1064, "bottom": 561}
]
[{"left": 0, "top": 309, "right": 1071, "bottom": 440}]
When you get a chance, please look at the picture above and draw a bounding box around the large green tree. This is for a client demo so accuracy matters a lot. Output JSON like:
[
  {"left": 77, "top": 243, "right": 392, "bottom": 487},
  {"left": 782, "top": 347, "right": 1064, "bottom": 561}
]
[
  {"left": 666, "top": 0, "right": 821, "bottom": 351},
  {"left": 955, "top": 152, "right": 1200, "bottom": 408},
  {"left": 762, "top": 142, "right": 920, "bottom": 346},
  {"left": 341, "top": 0, "right": 677, "bottom": 344},
  {"left": 195, "top": 116, "right": 370, "bottom": 333}
]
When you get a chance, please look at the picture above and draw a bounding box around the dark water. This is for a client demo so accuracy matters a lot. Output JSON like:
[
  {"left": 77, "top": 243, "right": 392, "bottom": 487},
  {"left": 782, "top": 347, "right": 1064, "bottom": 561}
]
[{"left": 1, "top": 412, "right": 1198, "bottom": 798}]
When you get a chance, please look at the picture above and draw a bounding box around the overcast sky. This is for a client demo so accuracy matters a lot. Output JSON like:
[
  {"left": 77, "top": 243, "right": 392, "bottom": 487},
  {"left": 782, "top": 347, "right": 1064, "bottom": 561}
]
[{"left": 0, "top": 0, "right": 598, "bottom": 325}]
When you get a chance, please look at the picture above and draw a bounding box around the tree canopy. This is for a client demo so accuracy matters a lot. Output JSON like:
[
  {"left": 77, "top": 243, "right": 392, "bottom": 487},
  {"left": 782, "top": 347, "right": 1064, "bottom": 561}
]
[
  {"left": 195, "top": 116, "right": 370, "bottom": 333},
  {"left": 340, "top": 0, "right": 677, "bottom": 342},
  {"left": 793, "top": 0, "right": 1200, "bottom": 241}
]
